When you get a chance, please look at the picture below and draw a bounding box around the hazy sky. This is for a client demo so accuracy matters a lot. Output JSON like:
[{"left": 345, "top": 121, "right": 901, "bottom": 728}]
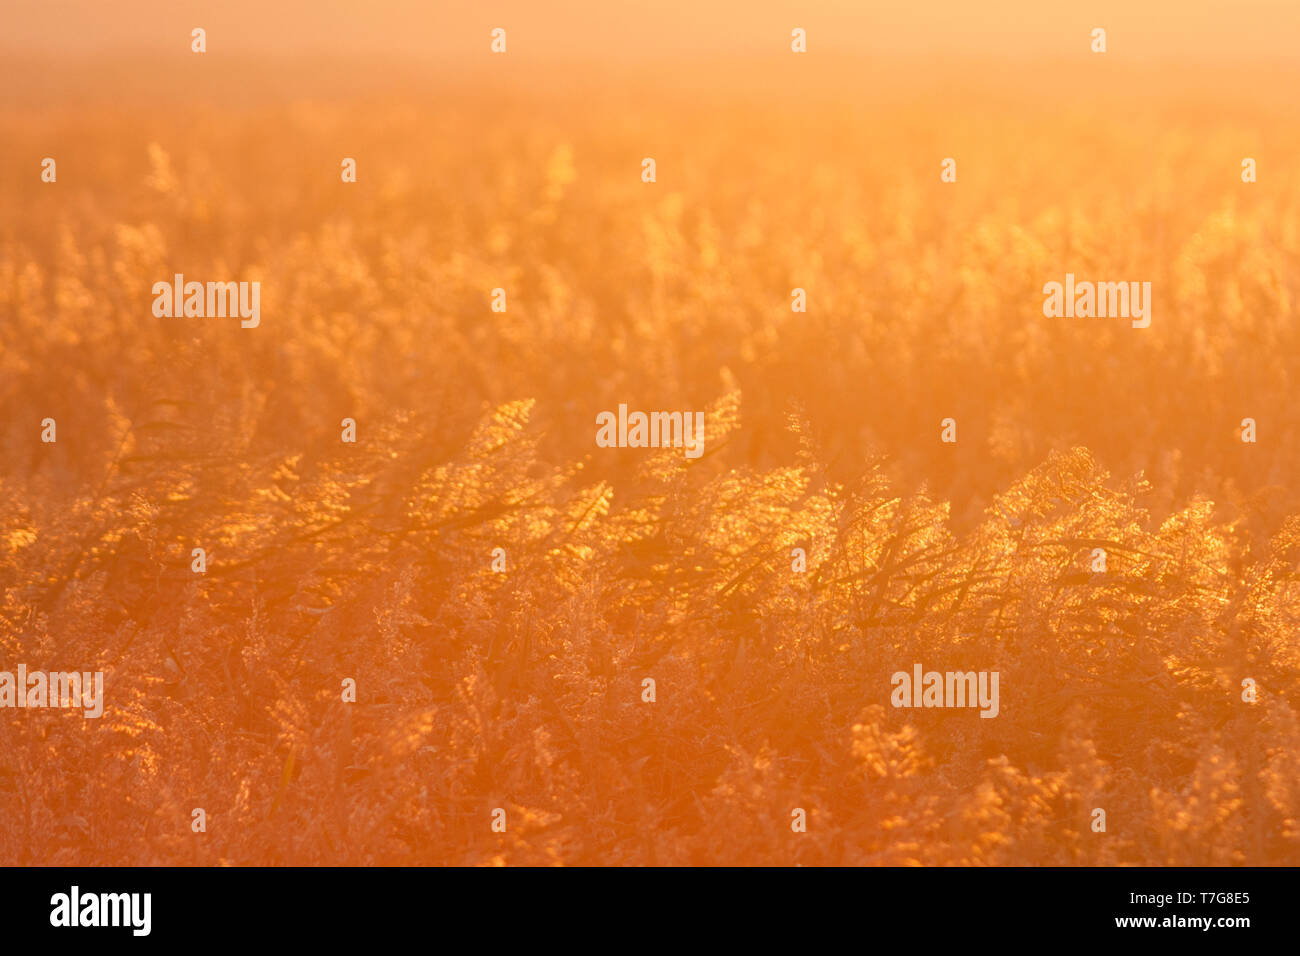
[{"left": 3, "top": 0, "right": 1298, "bottom": 61}]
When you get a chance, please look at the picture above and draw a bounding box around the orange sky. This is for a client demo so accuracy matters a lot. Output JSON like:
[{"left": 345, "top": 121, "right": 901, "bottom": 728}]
[{"left": 3, "top": 0, "right": 1298, "bottom": 61}]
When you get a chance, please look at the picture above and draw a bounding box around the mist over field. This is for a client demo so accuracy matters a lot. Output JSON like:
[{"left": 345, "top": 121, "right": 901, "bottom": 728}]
[{"left": 5, "top": 0, "right": 1300, "bottom": 60}]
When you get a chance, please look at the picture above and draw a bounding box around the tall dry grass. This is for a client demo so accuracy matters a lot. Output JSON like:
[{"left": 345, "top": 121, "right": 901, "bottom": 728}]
[{"left": 1, "top": 55, "right": 1298, "bottom": 864}]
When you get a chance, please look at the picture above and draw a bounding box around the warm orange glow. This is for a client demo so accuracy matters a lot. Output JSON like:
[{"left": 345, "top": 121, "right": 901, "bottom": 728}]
[{"left": 2, "top": 3, "right": 1298, "bottom": 866}]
